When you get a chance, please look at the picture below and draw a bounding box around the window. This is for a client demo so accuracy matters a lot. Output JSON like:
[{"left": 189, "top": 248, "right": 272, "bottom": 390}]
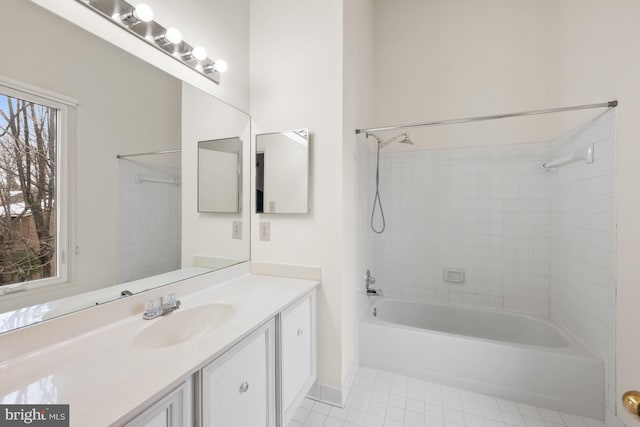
[{"left": 0, "top": 82, "right": 69, "bottom": 293}]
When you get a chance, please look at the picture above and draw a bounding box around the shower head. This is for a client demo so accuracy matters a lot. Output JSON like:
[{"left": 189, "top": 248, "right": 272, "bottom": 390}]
[
  {"left": 398, "top": 133, "right": 414, "bottom": 145},
  {"left": 367, "top": 131, "right": 415, "bottom": 148}
]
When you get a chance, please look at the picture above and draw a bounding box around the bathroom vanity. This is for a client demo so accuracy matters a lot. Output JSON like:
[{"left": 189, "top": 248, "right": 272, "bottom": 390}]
[{"left": 0, "top": 263, "right": 318, "bottom": 427}]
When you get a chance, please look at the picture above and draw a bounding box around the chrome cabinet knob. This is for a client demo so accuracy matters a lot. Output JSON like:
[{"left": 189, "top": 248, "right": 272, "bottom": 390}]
[
  {"left": 239, "top": 381, "right": 249, "bottom": 394},
  {"left": 297, "top": 328, "right": 304, "bottom": 336}
]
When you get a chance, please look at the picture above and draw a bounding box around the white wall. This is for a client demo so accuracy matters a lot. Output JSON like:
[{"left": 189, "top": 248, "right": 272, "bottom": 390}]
[
  {"left": 372, "top": 0, "right": 558, "bottom": 148},
  {"left": 32, "top": 0, "right": 250, "bottom": 111},
  {"left": 250, "top": 0, "right": 347, "bottom": 395},
  {"left": 0, "top": 0, "right": 181, "bottom": 312}
]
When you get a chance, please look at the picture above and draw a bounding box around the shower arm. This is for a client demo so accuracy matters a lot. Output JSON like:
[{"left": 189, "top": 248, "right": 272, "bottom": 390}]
[{"left": 366, "top": 132, "right": 408, "bottom": 148}]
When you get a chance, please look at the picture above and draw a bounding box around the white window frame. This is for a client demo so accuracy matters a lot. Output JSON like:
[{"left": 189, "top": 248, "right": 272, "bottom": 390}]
[{"left": 0, "top": 76, "right": 77, "bottom": 295}]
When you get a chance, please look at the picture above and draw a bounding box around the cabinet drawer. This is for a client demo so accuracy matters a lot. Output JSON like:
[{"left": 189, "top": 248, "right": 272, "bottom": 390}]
[
  {"left": 281, "top": 295, "right": 312, "bottom": 412},
  {"left": 201, "top": 324, "right": 274, "bottom": 427}
]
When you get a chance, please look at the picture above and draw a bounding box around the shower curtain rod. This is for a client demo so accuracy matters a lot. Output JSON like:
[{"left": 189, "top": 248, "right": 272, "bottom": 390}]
[
  {"left": 355, "top": 100, "right": 618, "bottom": 135},
  {"left": 116, "top": 149, "right": 182, "bottom": 159}
]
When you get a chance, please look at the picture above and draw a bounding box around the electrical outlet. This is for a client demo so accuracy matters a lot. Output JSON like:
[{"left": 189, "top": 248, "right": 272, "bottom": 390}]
[
  {"left": 232, "top": 221, "right": 242, "bottom": 240},
  {"left": 259, "top": 222, "right": 271, "bottom": 241}
]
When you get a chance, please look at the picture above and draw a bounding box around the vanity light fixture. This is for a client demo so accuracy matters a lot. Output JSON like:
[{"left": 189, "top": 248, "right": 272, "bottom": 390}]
[
  {"left": 76, "top": 0, "right": 225, "bottom": 84},
  {"left": 192, "top": 46, "right": 207, "bottom": 61},
  {"left": 154, "top": 27, "right": 182, "bottom": 45},
  {"left": 182, "top": 46, "right": 207, "bottom": 62},
  {"left": 213, "top": 60, "right": 228, "bottom": 73},
  {"left": 117, "top": 3, "right": 153, "bottom": 26},
  {"left": 202, "top": 60, "right": 228, "bottom": 74}
]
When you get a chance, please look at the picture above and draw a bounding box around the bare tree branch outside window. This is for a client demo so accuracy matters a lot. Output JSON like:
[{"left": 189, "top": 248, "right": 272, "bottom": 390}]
[{"left": 0, "top": 93, "right": 56, "bottom": 285}]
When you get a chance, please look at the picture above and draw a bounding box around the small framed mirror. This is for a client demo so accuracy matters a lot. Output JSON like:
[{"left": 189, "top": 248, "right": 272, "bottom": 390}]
[
  {"left": 256, "top": 129, "right": 309, "bottom": 214},
  {"left": 198, "top": 137, "right": 242, "bottom": 213}
]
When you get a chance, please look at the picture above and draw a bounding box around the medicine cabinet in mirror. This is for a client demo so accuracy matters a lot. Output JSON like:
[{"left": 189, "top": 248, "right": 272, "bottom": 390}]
[
  {"left": 255, "top": 129, "right": 310, "bottom": 214},
  {"left": 198, "top": 137, "right": 242, "bottom": 213}
]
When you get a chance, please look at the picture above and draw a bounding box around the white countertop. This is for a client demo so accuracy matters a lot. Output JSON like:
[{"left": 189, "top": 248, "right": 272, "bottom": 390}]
[{"left": 0, "top": 266, "right": 318, "bottom": 426}]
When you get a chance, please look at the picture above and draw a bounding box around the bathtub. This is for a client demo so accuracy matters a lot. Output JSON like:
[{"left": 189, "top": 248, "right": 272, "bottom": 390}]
[{"left": 359, "top": 298, "right": 603, "bottom": 419}]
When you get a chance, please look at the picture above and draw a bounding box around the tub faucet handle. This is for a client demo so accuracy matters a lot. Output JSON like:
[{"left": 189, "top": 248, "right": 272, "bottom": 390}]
[
  {"left": 365, "top": 269, "right": 376, "bottom": 289},
  {"left": 365, "top": 270, "right": 382, "bottom": 296}
]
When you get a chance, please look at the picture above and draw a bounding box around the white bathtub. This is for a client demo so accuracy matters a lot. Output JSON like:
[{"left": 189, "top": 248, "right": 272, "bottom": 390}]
[{"left": 359, "top": 298, "right": 604, "bottom": 418}]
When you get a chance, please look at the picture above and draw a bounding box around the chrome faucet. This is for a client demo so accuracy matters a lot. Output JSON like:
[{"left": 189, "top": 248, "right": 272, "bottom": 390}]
[
  {"left": 143, "top": 293, "right": 181, "bottom": 320},
  {"left": 365, "top": 269, "right": 383, "bottom": 296}
]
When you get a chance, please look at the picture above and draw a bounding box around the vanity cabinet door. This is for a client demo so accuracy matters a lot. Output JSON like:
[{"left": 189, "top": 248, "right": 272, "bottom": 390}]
[
  {"left": 125, "top": 379, "right": 192, "bottom": 427},
  {"left": 201, "top": 320, "right": 275, "bottom": 427},
  {"left": 280, "top": 291, "right": 316, "bottom": 423}
]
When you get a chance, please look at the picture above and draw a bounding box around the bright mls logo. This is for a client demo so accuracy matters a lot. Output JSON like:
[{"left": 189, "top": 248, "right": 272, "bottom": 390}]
[{"left": 0, "top": 405, "right": 69, "bottom": 426}]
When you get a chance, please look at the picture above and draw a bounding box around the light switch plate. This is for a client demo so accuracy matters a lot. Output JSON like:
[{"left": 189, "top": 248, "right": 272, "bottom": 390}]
[
  {"left": 259, "top": 222, "right": 271, "bottom": 241},
  {"left": 232, "top": 221, "right": 242, "bottom": 240}
]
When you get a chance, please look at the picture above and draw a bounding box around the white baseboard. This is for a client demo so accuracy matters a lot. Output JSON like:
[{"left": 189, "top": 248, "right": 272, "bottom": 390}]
[
  {"left": 341, "top": 361, "right": 359, "bottom": 405},
  {"left": 307, "top": 383, "right": 343, "bottom": 407},
  {"left": 307, "top": 362, "right": 360, "bottom": 407}
]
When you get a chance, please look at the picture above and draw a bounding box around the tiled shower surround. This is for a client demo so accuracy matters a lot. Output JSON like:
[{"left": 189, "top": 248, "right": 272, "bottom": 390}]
[
  {"left": 548, "top": 111, "right": 616, "bottom": 413},
  {"left": 117, "top": 160, "right": 182, "bottom": 284},
  {"left": 362, "top": 110, "right": 616, "bottom": 417},
  {"left": 371, "top": 141, "right": 552, "bottom": 314}
]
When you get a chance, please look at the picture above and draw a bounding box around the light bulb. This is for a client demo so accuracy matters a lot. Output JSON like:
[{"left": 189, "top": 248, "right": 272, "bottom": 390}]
[
  {"left": 133, "top": 3, "right": 154, "bottom": 22},
  {"left": 213, "top": 60, "right": 228, "bottom": 73},
  {"left": 165, "top": 28, "right": 182, "bottom": 44},
  {"left": 192, "top": 46, "right": 207, "bottom": 61}
]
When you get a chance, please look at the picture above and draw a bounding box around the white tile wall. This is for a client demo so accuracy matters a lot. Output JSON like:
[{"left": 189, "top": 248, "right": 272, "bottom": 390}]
[
  {"left": 370, "top": 142, "right": 551, "bottom": 315},
  {"left": 117, "top": 160, "right": 181, "bottom": 283},
  {"left": 548, "top": 110, "right": 616, "bottom": 414}
]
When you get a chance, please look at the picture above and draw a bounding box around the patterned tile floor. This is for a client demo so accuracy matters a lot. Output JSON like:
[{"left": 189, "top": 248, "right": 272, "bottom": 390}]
[{"left": 287, "top": 367, "right": 606, "bottom": 427}]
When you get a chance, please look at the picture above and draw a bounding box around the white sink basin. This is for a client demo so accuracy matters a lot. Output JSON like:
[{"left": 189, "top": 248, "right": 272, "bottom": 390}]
[{"left": 134, "top": 303, "right": 237, "bottom": 349}]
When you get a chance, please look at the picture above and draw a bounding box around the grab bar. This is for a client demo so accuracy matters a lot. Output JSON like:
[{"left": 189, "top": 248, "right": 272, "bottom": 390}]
[{"left": 135, "top": 175, "right": 180, "bottom": 185}]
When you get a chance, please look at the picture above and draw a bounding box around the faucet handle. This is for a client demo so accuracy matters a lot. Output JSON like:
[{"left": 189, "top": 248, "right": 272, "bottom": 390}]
[
  {"left": 144, "top": 299, "right": 161, "bottom": 318},
  {"left": 165, "top": 293, "right": 180, "bottom": 309},
  {"left": 365, "top": 269, "right": 376, "bottom": 286}
]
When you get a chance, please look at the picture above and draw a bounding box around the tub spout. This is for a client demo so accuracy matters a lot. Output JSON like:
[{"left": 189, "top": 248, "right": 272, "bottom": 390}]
[{"left": 366, "top": 288, "right": 383, "bottom": 297}]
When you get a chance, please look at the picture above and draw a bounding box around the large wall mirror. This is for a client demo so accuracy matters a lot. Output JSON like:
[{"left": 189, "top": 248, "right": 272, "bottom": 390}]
[
  {"left": 256, "top": 129, "right": 310, "bottom": 214},
  {"left": 0, "top": 0, "right": 250, "bottom": 332}
]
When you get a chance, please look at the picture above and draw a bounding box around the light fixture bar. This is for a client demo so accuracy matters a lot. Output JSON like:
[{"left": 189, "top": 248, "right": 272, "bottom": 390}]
[{"left": 76, "top": 0, "right": 223, "bottom": 84}]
